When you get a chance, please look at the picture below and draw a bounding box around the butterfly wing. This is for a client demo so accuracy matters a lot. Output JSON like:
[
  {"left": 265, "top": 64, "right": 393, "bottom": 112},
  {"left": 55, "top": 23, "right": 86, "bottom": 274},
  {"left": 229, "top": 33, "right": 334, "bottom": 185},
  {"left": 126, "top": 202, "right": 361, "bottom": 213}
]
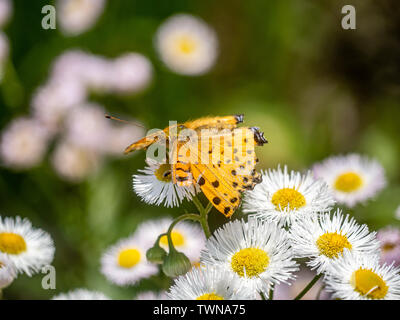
[
  {"left": 185, "top": 114, "right": 244, "bottom": 131},
  {"left": 172, "top": 127, "right": 264, "bottom": 217},
  {"left": 124, "top": 115, "right": 245, "bottom": 154}
]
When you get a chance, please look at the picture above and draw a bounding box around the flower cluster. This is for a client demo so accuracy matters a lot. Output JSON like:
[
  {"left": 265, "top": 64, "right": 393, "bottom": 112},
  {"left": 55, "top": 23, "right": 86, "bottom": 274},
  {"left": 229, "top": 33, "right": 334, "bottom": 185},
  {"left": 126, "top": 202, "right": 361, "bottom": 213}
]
[
  {"left": 0, "top": 49, "right": 150, "bottom": 181},
  {"left": 121, "top": 153, "right": 400, "bottom": 300}
]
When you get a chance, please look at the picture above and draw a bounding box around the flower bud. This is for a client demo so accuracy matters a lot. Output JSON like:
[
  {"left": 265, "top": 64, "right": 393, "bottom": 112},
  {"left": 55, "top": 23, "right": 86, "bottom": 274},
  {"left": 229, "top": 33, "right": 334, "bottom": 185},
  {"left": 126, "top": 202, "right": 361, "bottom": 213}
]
[
  {"left": 146, "top": 244, "right": 167, "bottom": 264},
  {"left": 162, "top": 249, "right": 191, "bottom": 278}
]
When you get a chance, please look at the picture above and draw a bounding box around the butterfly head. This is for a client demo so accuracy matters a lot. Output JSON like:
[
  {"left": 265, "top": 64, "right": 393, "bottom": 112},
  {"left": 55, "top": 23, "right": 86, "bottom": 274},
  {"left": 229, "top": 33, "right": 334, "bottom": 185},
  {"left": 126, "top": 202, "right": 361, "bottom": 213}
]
[{"left": 250, "top": 127, "right": 268, "bottom": 146}]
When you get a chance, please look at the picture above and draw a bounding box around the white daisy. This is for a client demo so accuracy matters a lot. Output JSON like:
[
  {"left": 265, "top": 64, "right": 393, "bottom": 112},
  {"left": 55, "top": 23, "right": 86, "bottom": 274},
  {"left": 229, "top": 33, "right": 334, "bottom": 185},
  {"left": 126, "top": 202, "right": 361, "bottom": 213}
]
[
  {"left": 133, "top": 159, "right": 199, "bottom": 208},
  {"left": 0, "top": 216, "right": 55, "bottom": 276},
  {"left": 134, "top": 218, "right": 205, "bottom": 263},
  {"left": 100, "top": 235, "right": 158, "bottom": 286},
  {"left": 0, "top": 253, "right": 17, "bottom": 289},
  {"left": 155, "top": 13, "right": 218, "bottom": 76},
  {"left": 201, "top": 218, "right": 299, "bottom": 296},
  {"left": 0, "top": 117, "right": 50, "bottom": 169},
  {"left": 52, "top": 288, "right": 110, "bottom": 300},
  {"left": 135, "top": 291, "right": 168, "bottom": 300},
  {"left": 313, "top": 154, "right": 386, "bottom": 207},
  {"left": 324, "top": 250, "right": 400, "bottom": 300},
  {"left": 289, "top": 210, "right": 380, "bottom": 274},
  {"left": 57, "top": 0, "right": 106, "bottom": 36},
  {"left": 167, "top": 266, "right": 253, "bottom": 300},
  {"left": 242, "top": 165, "right": 335, "bottom": 227}
]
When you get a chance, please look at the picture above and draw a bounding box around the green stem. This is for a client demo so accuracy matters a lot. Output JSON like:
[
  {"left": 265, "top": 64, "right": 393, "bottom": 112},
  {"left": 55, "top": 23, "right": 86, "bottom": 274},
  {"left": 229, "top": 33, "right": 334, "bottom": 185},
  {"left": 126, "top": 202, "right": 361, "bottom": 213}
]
[
  {"left": 294, "top": 274, "right": 322, "bottom": 300},
  {"left": 192, "top": 197, "right": 212, "bottom": 238},
  {"left": 260, "top": 292, "right": 266, "bottom": 300},
  {"left": 205, "top": 202, "right": 214, "bottom": 214},
  {"left": 166, "top": 213, "right": 201, "bottom": 252},
  {"left": 269, "top": 284, "right": 275, "bottom": 300}
]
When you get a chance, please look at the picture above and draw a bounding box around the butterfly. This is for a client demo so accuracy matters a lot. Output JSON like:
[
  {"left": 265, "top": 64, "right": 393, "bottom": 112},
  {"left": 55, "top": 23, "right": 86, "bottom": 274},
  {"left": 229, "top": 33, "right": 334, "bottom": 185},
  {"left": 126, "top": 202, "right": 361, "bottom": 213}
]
[{"left": 125, "top": 115, "right": 267, "bottom": 217}]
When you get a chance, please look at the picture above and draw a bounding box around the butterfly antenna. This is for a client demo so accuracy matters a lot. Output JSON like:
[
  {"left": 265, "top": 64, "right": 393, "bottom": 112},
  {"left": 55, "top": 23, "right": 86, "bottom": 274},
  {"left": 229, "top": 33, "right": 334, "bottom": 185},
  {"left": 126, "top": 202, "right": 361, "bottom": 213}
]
[{"left": 105, "top": 114, "right": 146, "bottom": 128}]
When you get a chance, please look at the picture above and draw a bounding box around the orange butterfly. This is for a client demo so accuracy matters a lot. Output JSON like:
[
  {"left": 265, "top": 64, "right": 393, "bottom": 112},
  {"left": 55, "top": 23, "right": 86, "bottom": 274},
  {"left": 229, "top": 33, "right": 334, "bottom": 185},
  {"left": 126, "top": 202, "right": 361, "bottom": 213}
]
[{"left": 125, "top": 115, "right": 267, "bottom": 217}]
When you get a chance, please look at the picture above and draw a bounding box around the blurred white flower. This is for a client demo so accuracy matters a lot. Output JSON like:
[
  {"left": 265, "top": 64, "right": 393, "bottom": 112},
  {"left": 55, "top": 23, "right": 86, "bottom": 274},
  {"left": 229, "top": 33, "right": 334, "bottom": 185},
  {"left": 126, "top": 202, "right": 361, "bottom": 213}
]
[
  {"left": 377, "top": 226, "right": 400, "bottom": 267},
  {"left": 0, "top": 31, "right": 9, "bottom": 81},
  {"left": 155, "top": 14, "right": 218, "bottom": 75},
  {"left": 313, "top": 154, "right": 386, "bottom": 207},
  {"left": 0, "top": 117, "right": 50, "bottom": 169},
  {"left": 57, "top": 0, "right": 106, "bottom": 36},
  {"left": 51, "top": 140, "right": 101, "bottom": 182},
  {"left": 50, "top": 50, "right": 153, "bottom": 94},
  {"left": 0, "top": 252, "right": 17, "bottom": 289},
  {"left": 105, "top": 122, "right": 145, "bottom": 156},
  {"left": 0, "top": 0, "right": 12, "bottom": 28},
  {"left": 64, "top": 103, "right": 110, "bottom": 152},
  {"left": 50, "top": 50, "right": 112, "bottom": 92},
  {"left": 0, "top": 216, "right": 55, "bottom": 276},
  {"left": 100, "top": 235, "right": 158, "bottom": 286},
  {"left": 52, "top": 288, "right": 110, "bottom": 300},
  {"left": 31, "top": 79, "right": 87, "bottom": 134},
  {"left": 395, "top": 205, "right": 400, "bottom": 221},
  {"left": 109, "top": 53, "right": 153, "bottom": 94}
]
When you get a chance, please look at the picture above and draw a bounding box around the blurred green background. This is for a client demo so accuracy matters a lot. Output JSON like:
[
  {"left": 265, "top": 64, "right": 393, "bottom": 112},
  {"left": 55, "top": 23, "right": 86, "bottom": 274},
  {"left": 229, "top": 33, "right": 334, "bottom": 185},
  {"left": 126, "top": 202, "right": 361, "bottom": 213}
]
[{"left": 0, "top": 0, "right": 399, "bottom": 299}]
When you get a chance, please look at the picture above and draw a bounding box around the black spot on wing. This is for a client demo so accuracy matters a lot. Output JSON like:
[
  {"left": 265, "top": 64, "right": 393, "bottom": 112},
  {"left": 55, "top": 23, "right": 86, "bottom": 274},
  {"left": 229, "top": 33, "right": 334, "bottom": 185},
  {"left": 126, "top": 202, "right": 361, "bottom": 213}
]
[
  {"left": 213, "top": 197, "right": 221, "bottom": 205},
  {"left": 212, "top": 180, "right": 220, "bottom": 188}
]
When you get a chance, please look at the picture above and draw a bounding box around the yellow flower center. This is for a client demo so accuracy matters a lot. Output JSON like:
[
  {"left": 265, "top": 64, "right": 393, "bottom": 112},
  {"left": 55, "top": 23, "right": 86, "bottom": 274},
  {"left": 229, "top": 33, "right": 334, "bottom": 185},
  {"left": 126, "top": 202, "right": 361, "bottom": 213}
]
[
  {"left": 154, "top": 164, "right": 172, "bottom": 182},
  {"left": 118, "top": 248, "right": 141, "bottom": 268},
  {"left": 160, "top": 231, "right": 185, "bottom": 247},
  {"left": 196, "top": 293, "right": 224, "bottom": 300},
  {"left": 0, "top": 232, "right": 27, "bottom": 255},
  {"left": 316, "top": 232, "right": 352, "bottom": 259},
  {"left": 231, "top": 247, "right": 269, "bottom": 278},
  {"left": 177, "top": 36, "right": 197, "bottom": 54},
  {"left": 334, "top": 172, "right": 363, "bottom": 193},
  {"left": 271, "top": 188, "right": 306, "bottom": 211},
  {"left": 351, "top": 268, "right": 388, "bottom": 299}
]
